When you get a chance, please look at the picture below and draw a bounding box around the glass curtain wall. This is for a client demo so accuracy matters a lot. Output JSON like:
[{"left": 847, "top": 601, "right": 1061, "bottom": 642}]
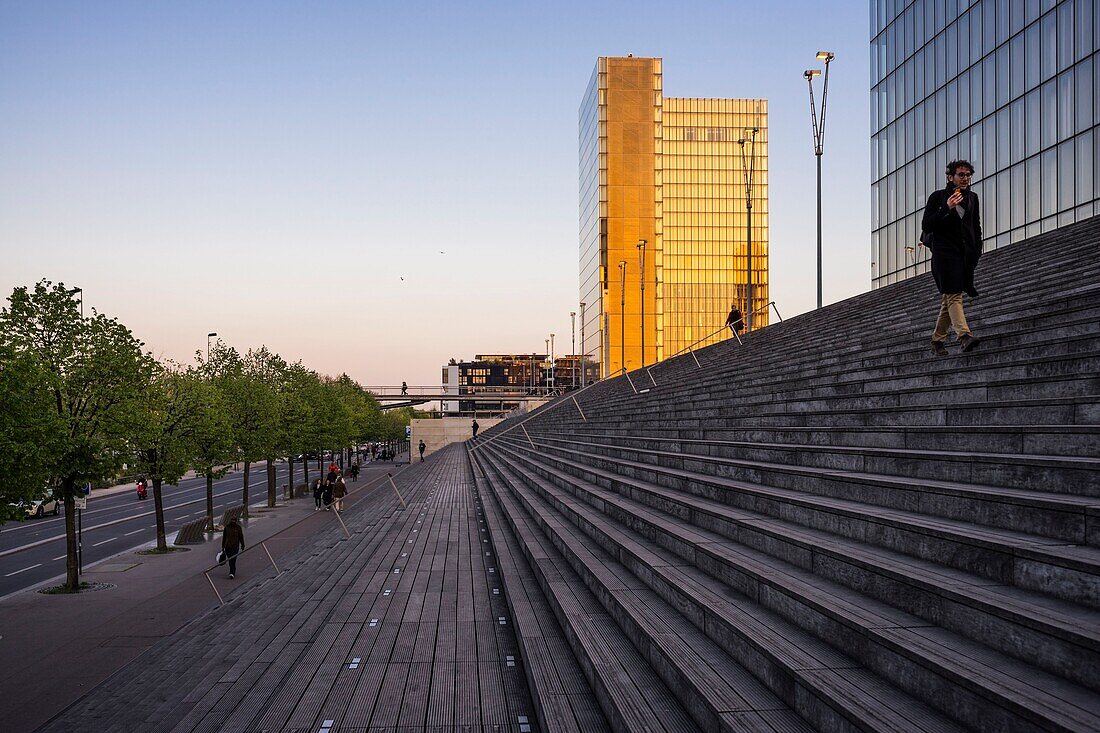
[
  {"left": 579, "top": 57, "right": 769, "bottom": 377},
  {"left": 871, "top": 0, "right": 1098, "bottom": 288},
  {"left": 663, "top": 99, "right": 769, "bottom": 357}
]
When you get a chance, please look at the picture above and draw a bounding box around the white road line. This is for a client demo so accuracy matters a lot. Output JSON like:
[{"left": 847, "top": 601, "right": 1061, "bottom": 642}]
[
  {"left": 92, "top": 537, "right": 117, "bottom": 547},
  {"left": 174, "top": 516, "right": 189, "bottom": 521},
  {"left": 124, "top": 528, "right": 144, "bottom": 536},
  {"left": 53, "top": 554, "right": 67, "bottom": 561},
  {"left": 5, "top": 563, "right": 42, "bottom": 577}
]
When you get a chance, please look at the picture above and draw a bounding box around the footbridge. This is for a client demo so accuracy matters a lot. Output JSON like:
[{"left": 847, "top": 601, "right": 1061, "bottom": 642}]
[{"left": 365, "top": 385, "right": 566, "bottom": 410}]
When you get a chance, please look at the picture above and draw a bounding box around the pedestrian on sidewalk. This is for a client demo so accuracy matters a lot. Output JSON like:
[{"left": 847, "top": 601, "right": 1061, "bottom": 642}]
[
  {"left": 322, "top": 478, "right": 334, "bottom": 510},
  {"left": 222, "top": 518, "right": 245, "bottom": 579},
  {"left": 922, "top": 159, "right": 983, "bottom": 356},
  {"left": 350, "top": 463, "right": 360, "bottom": 481},
  {"left": 332, "top": 477, "right": 347, "bottom": 512},
  {"left": 418, "top": 440, "right": 426, "bottom": 461},
  {"left": 725, "top": 304, "right": 744, "bottom": 336},
  {"left": 312, "top": 478, "right": 323, "bottom": 511},
  {"left": 471, "top": 419, "right": 479, "bottom": 439},
  {"left": 401, "top": 381, "right": 408, "bottom": 395}
]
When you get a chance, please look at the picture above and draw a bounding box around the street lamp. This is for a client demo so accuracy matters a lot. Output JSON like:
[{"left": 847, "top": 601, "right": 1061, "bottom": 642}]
[
  {"left": 207, "top": 332, "right": 218, "bottom": 363},
  {"left": 66, "top": 287, "right": 83, "bottom": 318},
  {"left": 805, "top": 51, "right": 835, "bottom": 310},
  {"left": 636, "top": 239, "right": 646, "bottom": 367},
  {"left": 544, "top": 338, "right": 549, "bottom": 390},
  {"left": 579, "top": 302, "right": 586, "bottom": 385},
  {"left": 570, "top": 312, "right": 576, "bottom": 389},
  {"left": 737, "top": 129, "right": 759, "bottom": 331},
  {"left": 550, "top": 333, "right": 555, "bottom": 389},
  {"left": 618, "top": 260, "right": 627, "bottom": 371}
]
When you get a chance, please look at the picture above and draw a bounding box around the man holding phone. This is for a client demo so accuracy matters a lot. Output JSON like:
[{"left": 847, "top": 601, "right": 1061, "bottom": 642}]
[{"left": 921, "top": 160, "right": 983, "bottom": 356}]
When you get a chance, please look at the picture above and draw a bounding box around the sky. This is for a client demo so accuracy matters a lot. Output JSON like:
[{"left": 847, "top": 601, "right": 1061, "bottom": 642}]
[{"left": 0, "top": 0, "right": 872, "bottom": 388}]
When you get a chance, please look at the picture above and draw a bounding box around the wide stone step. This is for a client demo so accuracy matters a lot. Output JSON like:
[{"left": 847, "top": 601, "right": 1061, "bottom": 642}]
[
  {"left": 483, "top": 441, "right": 1100, "bottom": 733},
  {"left": 468, "top": 449, "right": 704, "bottom": 732},
  {"left": 466, "top": 451, "right": 613, "bottom": 733},
  {"left": 551, "top": 430, "right": 1100, "bottom": 500},
  {"left": 476, "top": 444, "right": 960, "bottom": 733},
  {"left": 510, "top": 433, "right": 1100, "bottom": 604}
]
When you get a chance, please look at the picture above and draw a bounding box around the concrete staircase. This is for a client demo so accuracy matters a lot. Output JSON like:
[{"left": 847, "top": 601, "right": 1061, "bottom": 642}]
[{"left": 467, "top": 216, "right": 1100, "bottom": 732}]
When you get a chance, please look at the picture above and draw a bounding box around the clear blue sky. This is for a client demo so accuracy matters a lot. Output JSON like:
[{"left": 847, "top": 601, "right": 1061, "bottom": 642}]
[{"left": 0, "top": 1, "right": 871, "bottom": 388}]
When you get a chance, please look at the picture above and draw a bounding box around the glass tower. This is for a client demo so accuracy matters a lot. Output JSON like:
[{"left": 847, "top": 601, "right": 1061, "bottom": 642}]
[
  {"left": 871, "top": 0, "right": 1099, "bottom": 288},
  {"left": 579, "top": 56, "right": 769, "bottom": 377}
]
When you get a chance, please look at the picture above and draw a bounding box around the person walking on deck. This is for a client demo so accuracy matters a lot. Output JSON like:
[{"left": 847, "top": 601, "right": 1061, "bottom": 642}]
[
  {"left": 471, "top": 420, "right": 479, "bottom": 439},
  {"left": 922, "top": 160, "right": 983, "bottom": 356},
  {"left": 725, "top": 304, "right": 744, "bottom": 336},
  {"left": 332, "top": 477, "right": 347, "bottom": 512},
  {"left": 418, "top": 440, "right": 426, "bottom": 461},
  {"left": 222, "top": 519, "right": 245, "bottom": 579}
]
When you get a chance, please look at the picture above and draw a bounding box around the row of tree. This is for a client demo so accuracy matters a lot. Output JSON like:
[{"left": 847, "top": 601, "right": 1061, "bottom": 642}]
[{"left": 0, "top": 280, "right": 415, "bottom": 591}]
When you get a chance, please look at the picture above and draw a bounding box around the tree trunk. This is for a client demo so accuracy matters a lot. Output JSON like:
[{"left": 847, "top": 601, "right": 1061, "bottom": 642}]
[
  {"left": 63, "top": 477, "right": 78, "bottom": 592},
  {"left": 153, "top": 477, "right": 167, "bottom": 551},
  {"left": 303, "top": 459, "right": 309, "bottom": 501},
  {"left": 287, "top": 456, "right": 295, "bottom": 500},
  {"left": 267, "top": 459, "right": 276, "bottom": 507},
  {"left": 242, "top": 461, "right": 250, "bottom": 519},
  {"left": 205, "top": 472, "right": 215, "bottom": 531}
]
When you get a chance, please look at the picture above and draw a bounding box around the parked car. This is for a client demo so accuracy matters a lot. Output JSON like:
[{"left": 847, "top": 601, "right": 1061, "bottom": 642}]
[{"left": 13, "top": 489, "right": 60, "bottom": 518}]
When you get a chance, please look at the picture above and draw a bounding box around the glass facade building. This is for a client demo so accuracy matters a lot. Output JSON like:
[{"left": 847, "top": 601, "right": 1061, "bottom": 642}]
[
  {"left": 871, "top": 0, "right": 1099, "bottom": 288},
  {"left": 579, "top": 57, "right": 768, "bottom": 377}
]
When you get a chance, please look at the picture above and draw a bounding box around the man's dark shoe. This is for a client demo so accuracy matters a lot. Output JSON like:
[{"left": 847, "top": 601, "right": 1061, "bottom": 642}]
[
  {"left": 958, "top": 334, "right": 981, "bottom": 352},
  {"left": 930, "top": 341, "right": 948, "bottom": 356}
]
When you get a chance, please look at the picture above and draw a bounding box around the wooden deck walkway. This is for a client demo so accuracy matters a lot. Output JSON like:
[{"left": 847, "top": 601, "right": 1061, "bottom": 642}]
[{"left": 41, "top": 446, "right": 540, "bottom": 732}]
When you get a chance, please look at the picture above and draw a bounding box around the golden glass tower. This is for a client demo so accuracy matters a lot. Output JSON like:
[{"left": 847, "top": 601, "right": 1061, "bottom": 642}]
[{"left": 579, "top": 56, "right": 768, "bottom": 377}]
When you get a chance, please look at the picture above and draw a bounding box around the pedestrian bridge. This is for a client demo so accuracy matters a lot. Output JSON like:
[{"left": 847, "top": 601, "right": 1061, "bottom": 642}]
[{"left": 365, "top": 386, "right": 566, "bottom": 409}]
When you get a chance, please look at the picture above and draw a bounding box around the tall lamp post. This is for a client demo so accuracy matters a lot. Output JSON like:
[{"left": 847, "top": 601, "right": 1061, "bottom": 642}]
[
  {"left": 570, "top": 312, "right": 576, "bottom": 389},
  {"left": 544, "top": 338, "right": 549, "bottom": 390},
  {"left": 207, "top": 332, "right": 218, "bottom": 363},
  {"left": 550, "top": 333, "right": 556, "bottom": 389},
  {"left": 579, "top": 301, "right": 586, "bottom": 384},
  {"left": 618, "top": 260, "right": 627, "bottom": 371},
  {"left": 737, "top": 129, "right": 759, "bottom": 331},
  {"left": 636, "top": 239, "right": 646, "bottom": 366},
  {"left": 805, "top": 51, "right": 835, "bottom": 310}
]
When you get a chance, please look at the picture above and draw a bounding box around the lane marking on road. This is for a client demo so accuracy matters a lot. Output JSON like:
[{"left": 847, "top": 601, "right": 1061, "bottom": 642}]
[
  {"left": 124, "top": 529, "right": 144, "bottom": 536},
  {"left": 5, "top": 563, "right": 42, "bottom": 577},
  {"left": 52, "top": 554, "right": 66, "bottom": 561},
  {"left": 0, "top": 469, "right": 296, "bottom": 559},
  {"left": 92, "top": 537, "right": 117, "bottom": 547},
  {"left": 174, "top": 516, "right": 189, "bottom": 521}
]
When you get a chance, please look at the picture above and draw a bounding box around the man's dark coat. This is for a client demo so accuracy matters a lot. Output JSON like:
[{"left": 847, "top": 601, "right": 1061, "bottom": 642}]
[{"left": 921, "top": 183, "right": 983, "bottom": 295}]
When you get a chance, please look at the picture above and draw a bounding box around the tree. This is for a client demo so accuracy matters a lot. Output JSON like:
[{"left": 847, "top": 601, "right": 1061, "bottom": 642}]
[
  {"left": 187, "top": 370, "right": 235, "bottom": 531},
  {"left": 0, "top": 341, "right": 66, "bottom": 522},
  {"left": 131, "top": 363, "right": 222, "bottom": 551},
  {"left": 243, "top": 347, "right": 288, "bottom": 507},
  {"left": 0, "top": 281, "right": 148, "bottom": 590},
  {"left": 205, "top": 343, "right": 279, "bottom": 517}
]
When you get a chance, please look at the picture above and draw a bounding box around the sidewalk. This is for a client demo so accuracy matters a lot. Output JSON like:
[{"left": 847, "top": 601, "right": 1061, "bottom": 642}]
[{"left": 0, "top": 461, "right": 404, "bottom": 733}]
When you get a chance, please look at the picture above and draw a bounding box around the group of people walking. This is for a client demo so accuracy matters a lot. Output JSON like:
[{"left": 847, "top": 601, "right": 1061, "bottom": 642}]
[{"left": 312, "top": 462, "right": 349, "bottom": 512}]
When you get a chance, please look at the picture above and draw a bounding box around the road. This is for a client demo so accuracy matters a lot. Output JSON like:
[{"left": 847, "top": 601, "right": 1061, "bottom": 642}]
[{"left": 0, "top": 461, "right": 304, "bottom": 597}]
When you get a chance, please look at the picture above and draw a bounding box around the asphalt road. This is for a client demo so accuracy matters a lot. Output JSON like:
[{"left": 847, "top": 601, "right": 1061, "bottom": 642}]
[{"left": 0, "top": 461, "right": 308, "bottom": 597}]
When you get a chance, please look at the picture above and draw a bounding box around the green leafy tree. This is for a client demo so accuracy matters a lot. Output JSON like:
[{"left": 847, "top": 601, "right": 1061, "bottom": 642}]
[
  {"left": 0, "top": 341, "right": 66, "bottom": 522},
  {"left": 0, "top": 281, "right": 148, "bottom": 590},
  {"left": 244, "top": 347, "right": 288, "bottom": 507},
  {"left": 132, "top": 363, "right": 222, "bottom": 551},
  {"left": 187, "top": 369, "right": 235, "bottom": 531},
  {"left": 212, "top": 344, "right": 280, "bottom": 516}
]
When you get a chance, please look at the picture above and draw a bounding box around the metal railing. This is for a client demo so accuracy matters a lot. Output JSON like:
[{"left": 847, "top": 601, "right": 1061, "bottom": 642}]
[
  {"left": 201, "top": 467, "right": 409, "bottom": 605},
  {"left": 365, "top": 384, "right": 568, "bottom": 398},
  {"left": 749, "top": 300, "right": 784, "bottom": 323}
]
